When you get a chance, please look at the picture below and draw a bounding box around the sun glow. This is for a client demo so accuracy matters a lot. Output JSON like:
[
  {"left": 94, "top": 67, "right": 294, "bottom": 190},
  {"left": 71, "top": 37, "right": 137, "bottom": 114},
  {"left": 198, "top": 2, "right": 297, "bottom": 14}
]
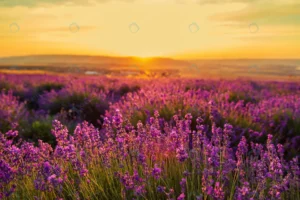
[
  {"left": 135, "top": 57, "right": 153, "bottom": 63},
  {"left": 0, "top": 1, "right": 299, "bottom": 58}
]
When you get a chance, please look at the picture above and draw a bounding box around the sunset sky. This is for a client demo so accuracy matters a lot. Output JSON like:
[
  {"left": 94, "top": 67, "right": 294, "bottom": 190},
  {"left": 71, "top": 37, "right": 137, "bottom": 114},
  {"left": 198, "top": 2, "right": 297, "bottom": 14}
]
[{"left": 0, "top": 0, "right": 299, "bottom": 59}]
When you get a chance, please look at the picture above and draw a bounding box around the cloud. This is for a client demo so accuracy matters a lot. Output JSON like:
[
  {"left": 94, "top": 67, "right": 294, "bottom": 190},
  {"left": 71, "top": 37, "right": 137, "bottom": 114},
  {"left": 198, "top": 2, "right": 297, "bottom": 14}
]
[
  {"left": 0, "top": 0, "right": 133, "bottom": 7},
  {"left": 0, "top": 0, "right": 97, "bottom": 7},
  {"left": 0, "top": 0, "right": 298, "bottom": 7},
  {"left": 196, "top": 0, "right": 298, "bottom": 4},
  {"left": 209, "top": 1, "right": 300, "bottom": 26},
  {"left": 196, "top": 0, "right": 258, "bottom": 4},
  {"left": 42, "top": 25, "right": 98, "bottom": 32}
]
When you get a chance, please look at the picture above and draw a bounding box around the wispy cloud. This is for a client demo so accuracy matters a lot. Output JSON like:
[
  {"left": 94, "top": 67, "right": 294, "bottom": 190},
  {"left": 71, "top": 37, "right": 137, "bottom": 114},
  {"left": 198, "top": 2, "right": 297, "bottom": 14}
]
[
  {"left": 209, "top": 2, "right": 300, "bottom": 24},
  {"left": 196, "top": 0, "right": 258, "bottom": 4},
  {"left": 196, "top": 0, "right": 297, "bottom": 5},
  {"left": 0, "top": 0, "right": 132, "bottom": 7}
]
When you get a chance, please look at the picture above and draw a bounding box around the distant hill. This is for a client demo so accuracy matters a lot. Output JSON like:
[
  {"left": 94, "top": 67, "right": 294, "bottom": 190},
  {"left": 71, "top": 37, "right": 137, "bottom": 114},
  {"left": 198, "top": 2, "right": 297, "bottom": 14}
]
[
  {"left": 0, "top": 55, "right": 299, "bottom": 80},
  {"left": 0, "top": 55, "right": 188, "bottom": 69}
]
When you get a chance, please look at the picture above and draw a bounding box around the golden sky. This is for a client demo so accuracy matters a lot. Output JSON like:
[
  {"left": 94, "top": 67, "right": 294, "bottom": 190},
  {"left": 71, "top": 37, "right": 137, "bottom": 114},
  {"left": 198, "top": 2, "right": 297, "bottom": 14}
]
[{"left": 0, "top": 0, "right": 299, "bottom": 59}]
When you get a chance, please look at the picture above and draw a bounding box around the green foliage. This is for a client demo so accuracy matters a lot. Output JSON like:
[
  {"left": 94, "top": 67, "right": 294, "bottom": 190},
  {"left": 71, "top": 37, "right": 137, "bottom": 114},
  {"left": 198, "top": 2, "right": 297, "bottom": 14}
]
[
  {"left": 270, "top": 110, "right": 300, "bottom": 158},
  {"left": 81, "top": 97, "right": 109, "bottom": 127},
  {"left": 47, "top": 94, "right": 109, "bottom": 128},
  {"left": 36, "top": 82, "right": 64, "bottom": 94},
  {"left": 8, "top": 151, "right": 298, "bottom": 200},
  {"left": 184, "top": 84, "right": 213, "bottom": 92},
  {"left": 119, "top": 84, "right": 141, "bottom": 96},
  {"left": 48, "top": 93, "right": 87, "bottom": 115},
  {"left": 28, "top": 83, "right": 65, "bottom": 110},
  {"left": 90, "top": 84, "right": 105, "bottom": 92},
  {"left": 0, "top": 120, "right": 12, "bottom": 133},
  {"left": 15, "top": 83, "right": 65, "bottom": 110},
  {"left": 20, "top": 118, "right": 56, "bottom": 146},
  {"left": 24, "top": 94, "right": 41, "bottom": 110},
  {"left": 131, "top": 110, "right": 148, "bottom": 126},
  {"left": 129, "top": 102, "right": 205, "bottom": 130},
  {"left": 228, "top": 91, "right": 257, "bottom": 105},
  {"left": 0, "top": 80, "right": 13, "bottom": 91},
  {"left": 249, "top": 81, "right": 262, "bottom": 91}
]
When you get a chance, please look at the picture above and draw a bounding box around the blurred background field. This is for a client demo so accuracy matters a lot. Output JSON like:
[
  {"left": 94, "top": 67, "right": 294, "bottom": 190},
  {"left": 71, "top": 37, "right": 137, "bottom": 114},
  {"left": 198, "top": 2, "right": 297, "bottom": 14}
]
[{"left": 0, "top": 55, "right": 300, "bottom": 80}]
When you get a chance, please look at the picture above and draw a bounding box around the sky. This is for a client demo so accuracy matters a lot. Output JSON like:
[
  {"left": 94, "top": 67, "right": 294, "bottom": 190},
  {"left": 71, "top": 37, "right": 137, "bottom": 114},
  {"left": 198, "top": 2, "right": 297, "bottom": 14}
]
[{"left": 0, "top": 0, "right": 299, "bottom": 59}]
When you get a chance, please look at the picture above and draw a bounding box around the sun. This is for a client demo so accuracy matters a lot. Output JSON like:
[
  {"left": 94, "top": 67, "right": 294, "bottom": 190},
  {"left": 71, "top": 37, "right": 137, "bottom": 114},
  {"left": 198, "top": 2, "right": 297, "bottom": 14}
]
[{"left": 135, "top": 56, "right": 154, "bottom": 63}]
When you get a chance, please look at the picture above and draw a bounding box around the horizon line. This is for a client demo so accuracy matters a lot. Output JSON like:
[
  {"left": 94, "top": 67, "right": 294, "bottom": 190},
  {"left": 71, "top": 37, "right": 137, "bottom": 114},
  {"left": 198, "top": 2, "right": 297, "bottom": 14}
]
[{"left": 1, "top": 54, "right": 300, "bottom": 60}]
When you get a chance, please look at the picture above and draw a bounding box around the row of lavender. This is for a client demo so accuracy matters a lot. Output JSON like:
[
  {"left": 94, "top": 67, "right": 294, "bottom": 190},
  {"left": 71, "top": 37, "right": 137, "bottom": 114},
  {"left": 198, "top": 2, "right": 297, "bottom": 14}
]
[
  {"left": 1, "top": 74, "right": 299, "bottom": 155},
  {"left": 0, "top": 73, "right": 300, "bottom": 199}
]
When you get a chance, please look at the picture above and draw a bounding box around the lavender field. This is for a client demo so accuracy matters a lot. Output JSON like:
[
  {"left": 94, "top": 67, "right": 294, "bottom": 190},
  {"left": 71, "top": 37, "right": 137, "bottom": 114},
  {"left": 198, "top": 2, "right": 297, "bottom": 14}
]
[{"left": 0, "top": 73, "right": 299, "bottom": 199}]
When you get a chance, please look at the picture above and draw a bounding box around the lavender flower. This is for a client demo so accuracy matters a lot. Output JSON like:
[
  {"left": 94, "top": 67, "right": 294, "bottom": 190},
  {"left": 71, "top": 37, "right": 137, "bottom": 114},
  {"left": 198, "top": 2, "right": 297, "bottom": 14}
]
[
  {"left": 152, "top": 164, "right": 162, "bottom": 180},
  {"left": 176, "top": 145, "right": 188, "bottom": 162},
  {"left": 177, "top": 193, "right": 185, "bottom": 200}
]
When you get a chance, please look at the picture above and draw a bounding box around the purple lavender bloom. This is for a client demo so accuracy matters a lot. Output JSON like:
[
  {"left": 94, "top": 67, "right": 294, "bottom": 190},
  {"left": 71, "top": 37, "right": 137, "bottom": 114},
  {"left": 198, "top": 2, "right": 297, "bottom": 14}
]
[
  {"left": 137, "top": 153, "right": 146, "bottom": 164},
  {"left": 0, "top": 159, "right": 15, "bottom": 184},
  {"left": 277, "top": 144, "right": 284, "bottom": 158},
  {"left": 154, "top": 110, "right": 160, "bottom": 118},
  {"left": 35, "top": 161, "right": 65, "bottom": 192},
  {"left": 236, "top": 181, "right": 251, "bottom": 199},
  {"left": 43, "top": 161, "right": 52, "bottom": 174},
  {"left": 152, "top": 164, "right": 162, "bottom": 180},
  {"left": 180, "top": 178, "right": 187, "bottom": 193},
  {"left": 213, "top": 182, "right": 224, "bottom": 200},
  {"left": 157, "top": 186, "right": 166, "bottom": 193},
  {"left": 134, "top": 185, "right": 146, "bottom": 196},
  {"left": 183, "top": 170, "right": 190, "bottom": 177},
  {"left": 119, "top": 172, "right": 134, "bottom": 190},
  {"left": 196, "top": 195, "right": 203, "bottom": 200},
  {"left": 177, "top": 193, "right": 185, "bottom": 200},
  {"left": 5, "top": 130, "right": 18, "bottom": 138},
  {"left": 237, "top": 136, "right": 248, "bottom": 156},
  {"left": 176, "top": 145, "right": 188, "bottom": 162}
]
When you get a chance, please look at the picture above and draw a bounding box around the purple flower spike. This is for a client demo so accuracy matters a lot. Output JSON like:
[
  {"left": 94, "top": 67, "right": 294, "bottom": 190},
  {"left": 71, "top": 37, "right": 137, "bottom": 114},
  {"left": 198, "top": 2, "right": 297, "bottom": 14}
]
[
  {"left": 152, "top": 164, "right": 162, "bottom": 180},
  {"left": 177, "top": 193, "right": 185, "bottom": 200}
]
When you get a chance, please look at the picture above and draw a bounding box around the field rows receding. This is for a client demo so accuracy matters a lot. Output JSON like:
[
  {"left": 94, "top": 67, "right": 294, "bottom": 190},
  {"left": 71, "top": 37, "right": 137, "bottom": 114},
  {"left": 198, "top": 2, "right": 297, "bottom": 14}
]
[
  {"left": 1, "top": 56, "right": 300, "bottom": 80},
  {"left": 0, "top": 73, "right": 299, "bottom": 199}
]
